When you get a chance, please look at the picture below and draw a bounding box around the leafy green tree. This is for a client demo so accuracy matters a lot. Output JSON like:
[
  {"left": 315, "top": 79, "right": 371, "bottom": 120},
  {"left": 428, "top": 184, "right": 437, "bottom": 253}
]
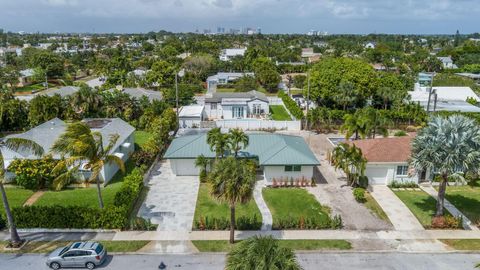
[
  {"left": 309, "top": 58, "right": 379, "bottom": 107},
  {"left": 411, "top": 115, "right": 480, "bottom": 216},
  {"left": 0, "top": 67, "right": 20, "bottom": 91},
  {"left": 360, "top": 108, "right": 391, "bottom": 139},
  {"left": 146, "top": 60, "right": 176, "bottom": 87},
  {"left": 0, "top": 137, "right": 44, "bottom": 247},
  {"left": 51, "top": 122, "right": 125, "bottom": 207},
  {"left": 226, "top": 236, "right": 302, "bottom": 270},
  {"left": 209, "top": 157, "right": 256, "bottom": 243},
  {"left": 252, "top": 57, "right": 280, "bottom": 92},
  {"left": 333, "top": 80, "right": 357, "bottom": 110},
  {"left": 68, "top": 85, "right": 102, "bottom": 119},
  {"left": 28, "top": 94, "right": 63, "bottom": 126},
  {"left": 227, "top": 128, "right": 249, "bottom": 157},
  {"left": 234, "top": 75, "right": 257, "bottom": 92},
  {"left": 340, "top": 113, "right": 367, "bottom": 140},
  {"left": 293, "top": 75, "right": 306, "bottom": 89},
  {"left": 182, "top": 55, "right": 216, "bottom": 82},
  {"left": 376, "top": 73, "right": 407, "bottom": 109}
]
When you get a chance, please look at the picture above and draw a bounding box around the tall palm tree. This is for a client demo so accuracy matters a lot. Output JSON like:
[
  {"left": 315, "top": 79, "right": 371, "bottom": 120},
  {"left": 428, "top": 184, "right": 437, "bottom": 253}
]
[
  {"left": 0, "top": 138, "right": 44, "bottom": 247},
  {"left": 227, "top": 128, "right": 249, "bottom": 157},
  {"left": 411, "top": 115, "right": 480, "bottom": 217},
  {"left": 226, "top": 236, "right": 302, "bottom": 270},
  {"left": 340, "top": 113, "right": 367, "bottom": 140},
  {"left": 207, "top": 127, "right": 228, "bottom": 159},
  {"left": 361, "top": 108, "right": 391, "bottom": 139},
  {"left": 334, "top": 80, "right": 357, "bottom": 111},
  {"left": 51, "top": 122, "right": 125, "bottom": 208},
  {"left": 331, "top": 143, "right": 366, "bottom": 186},
  {"left": 69, "top": 85, "right": 102, "bottom": 118},
  {"left": 209, "top": 157, "right": 256, "bottom": 243}
]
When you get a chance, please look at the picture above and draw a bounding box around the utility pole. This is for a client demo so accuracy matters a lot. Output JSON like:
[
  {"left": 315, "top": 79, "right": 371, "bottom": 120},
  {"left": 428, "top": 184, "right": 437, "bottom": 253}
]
[
  {"left": 426, "top": 73, "right": 434, "bottom": 113},
  {"left": 175, "top": 69, "right": 185, "bottom": 118},
  {"left": 305, "top": 71, "right": 310, "bottom": 130}
]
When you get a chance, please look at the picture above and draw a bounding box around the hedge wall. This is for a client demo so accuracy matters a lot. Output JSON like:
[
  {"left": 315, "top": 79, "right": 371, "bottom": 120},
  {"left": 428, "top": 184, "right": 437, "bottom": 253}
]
[{"left": 278, "top": 91, "right": 304, "bottom": 120}]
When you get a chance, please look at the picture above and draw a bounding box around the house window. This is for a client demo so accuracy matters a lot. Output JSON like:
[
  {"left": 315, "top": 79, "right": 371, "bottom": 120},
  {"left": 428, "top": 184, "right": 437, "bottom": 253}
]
[
  {"left": 285, "top": 165, "right": 301, "bottom": 172},
  {"left": 253, "top": 104, "right": 261, "bottom": 115},
  {"left": 396, "top": 165, "right": 409, "bottom": 176},
  {"left": 211, "top": 103, "right": 217, "bottom": 110}
]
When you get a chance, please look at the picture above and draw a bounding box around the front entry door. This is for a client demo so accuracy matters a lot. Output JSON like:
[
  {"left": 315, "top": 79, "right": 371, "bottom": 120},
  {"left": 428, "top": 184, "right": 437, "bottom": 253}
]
[{"left": 232, "top": 106, "right": 244, "bottom": 118}]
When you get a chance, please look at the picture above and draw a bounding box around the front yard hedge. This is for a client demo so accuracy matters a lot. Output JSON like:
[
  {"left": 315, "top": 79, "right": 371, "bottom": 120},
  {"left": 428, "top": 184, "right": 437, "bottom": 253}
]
[
  {"left": 194, "top": 215, "right": 262, "bottom": 230},
  {"left": 273, "top": 215, "right": 343, "bottom": 230}
]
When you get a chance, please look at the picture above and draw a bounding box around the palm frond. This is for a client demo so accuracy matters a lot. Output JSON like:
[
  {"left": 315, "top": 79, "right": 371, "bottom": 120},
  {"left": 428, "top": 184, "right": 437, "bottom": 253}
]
[{"left": 4, "top": 137, "right": 44, "bottom": 156}]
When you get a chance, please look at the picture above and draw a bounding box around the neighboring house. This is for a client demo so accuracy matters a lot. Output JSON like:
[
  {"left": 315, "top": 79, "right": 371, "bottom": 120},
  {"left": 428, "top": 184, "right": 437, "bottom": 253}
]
[
  {"left": 130, "top": 68, "right": 147, "bottom": 78},
  {"left": 178, "top": 105, "right": 206, "bottom": 128},
  {"left": 350, "top": 135, "right": 426, "bottom": 185},
  {"left": 204, "top": 90, "right": 269, "bottom": 120},
  {"left": 108, "top": 87, "right": 162, "bottom": 102},
  {"left": 301, "top": 48, "right": 322, "bottom": 63},
  {"left": 18, "top": 68, "right": 35, "bottom": 87},
  {"left": 164, "top": 133, "right": 319, "bottom": 183},
  {"left": 437, "top": 56, "right": 458, "bottom": 69},
  {"left": 364, "top": 42, "right": 376, "bottom": 49},
  {"left": 177, "top": 52, "right": 191, "bottom": 59},
  {"left": 1, "top": 118, "right": 135, "bottom": 184},
  {"left": 206, "top": 72, "right": 254, "bottom": 92},
  {"left": 219, "top": 48, "right": 247, "bottom": 61},
  {"left": 45, "top": 86, "right": 80, "bottom": 97}
]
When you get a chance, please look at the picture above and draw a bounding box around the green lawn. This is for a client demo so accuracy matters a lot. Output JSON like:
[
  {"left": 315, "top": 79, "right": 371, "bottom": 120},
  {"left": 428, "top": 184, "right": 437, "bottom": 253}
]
[
  {"left": 216, "top": 88, "right": 236, "bottom": 93},
  {"left": 440, "top": 239, "right": 480, "bottom": 250},
  {"left": 192, "top": 239, "right": 351, "bottom": 252},
  {"left": 0, "top": 188, "right": 34, "bottom": 216},
  {"left": 0, "top": 241, "right": 150, "bottom": 253},
  {"left": 393, "top": 190, "right": 453, "bottom": 228},
  {"left": 134, "top": 130, "right": 154, "bottom": 151},
  {"left": 441, "top": 183, "right": 480, "bottom": 226},
  {"left": 193, "top": 183, "right": 262, "bottom": 228},
  {"left": 262, "top": 188, "right": 332, "bottom": 228},
  {"left": 269, "top": 105, "right": 292, "bottom": 121},
  {"left": 15, "top": 83, "right": 55, "bottom": 93},
  {"left": 364, "top": 191, "right": 391, "bottom": 223}
]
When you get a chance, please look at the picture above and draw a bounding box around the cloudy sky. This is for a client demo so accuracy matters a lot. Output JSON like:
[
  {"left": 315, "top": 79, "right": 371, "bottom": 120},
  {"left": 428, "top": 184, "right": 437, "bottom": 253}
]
[{"left": 1, "top": 0, "right": 479, "bottom": 34}]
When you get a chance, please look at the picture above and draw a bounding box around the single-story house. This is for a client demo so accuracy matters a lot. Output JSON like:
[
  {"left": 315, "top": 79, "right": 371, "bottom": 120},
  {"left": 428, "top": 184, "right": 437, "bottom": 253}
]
[
  {"left": 1, "top": 118, "right": 135, "bottom": 184},
  {"left": 178, "top": 105, "right": 206, "bottom": 128},
  {"left": 409, "top": 85, "right": 480, "bottom": 112},
  {"left": 206, "top": 72, "right": 254, "bottom": 93},
  {"left": 108, "top": 87, "right": 162, "bottom": 102},
  {"left": 364, "top": 42, "right": 377, "bottom": 49},
  {"left": 164, "top": 133, "right": 319, "bottom": 183},
  {"left": 204, "top": 90, "right": 269, "bottom": 120},
  {"left": 350, "top": 134, "right": 427, "bottom": 185},
  {"left": 437, "top": 56, "right": 457, "bottom": 69},
  {"left": 18, "top": 68, "right": 35, "bottom": 87}
]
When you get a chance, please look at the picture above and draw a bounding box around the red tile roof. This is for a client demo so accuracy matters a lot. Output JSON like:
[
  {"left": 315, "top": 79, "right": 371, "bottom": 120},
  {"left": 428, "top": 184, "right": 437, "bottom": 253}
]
[{"left": 350, "top": 134, "right": 415, "bottom": 163}]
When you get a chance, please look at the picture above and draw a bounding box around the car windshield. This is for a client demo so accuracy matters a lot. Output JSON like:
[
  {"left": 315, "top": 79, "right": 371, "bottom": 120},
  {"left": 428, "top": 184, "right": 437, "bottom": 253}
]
[
  {"left": 94, "top": 244, "right": 104, "bottom": 254},
  {"left": 59, "top": 246, "right": 70, "bottom": 255}
]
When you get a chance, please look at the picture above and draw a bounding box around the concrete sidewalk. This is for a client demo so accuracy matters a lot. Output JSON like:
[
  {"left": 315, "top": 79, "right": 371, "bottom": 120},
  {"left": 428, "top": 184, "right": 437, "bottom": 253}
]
[
  {"left": 370, "top": 185, "right": 424, "bottom": 231},
  {"left": 420, "top": 185, "right": 479, "bottom": 231},
  {"left": 3, "top": 229, "right": 480, "bottom": 242}
]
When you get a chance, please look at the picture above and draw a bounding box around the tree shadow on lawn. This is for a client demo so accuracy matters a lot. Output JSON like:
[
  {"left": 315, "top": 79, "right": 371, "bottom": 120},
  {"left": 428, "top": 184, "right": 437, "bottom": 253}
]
[{"left": 445, "top": 194, "right": 480, "bottom": 224}]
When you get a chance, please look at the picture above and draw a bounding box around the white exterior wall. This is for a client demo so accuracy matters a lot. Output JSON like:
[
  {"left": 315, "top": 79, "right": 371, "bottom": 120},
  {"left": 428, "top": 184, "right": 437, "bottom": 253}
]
[
  {"left": 263, "top": 165, "right": 314, "bottom": 184},
  {"left": 247, "top": 100, "right": 269, "bottom": 116},
  {"left": 100, "top": 133, "right": 135, "bottom": 184},
  {"left": 365, "top": 162, "right": 419, "bottom": 185},
  {"left": 215, "top": 119, "right": 301, "bottom": 131},
  {"left": 170, "top": 159, "right": 199, "bottom": 176},
  {"left": 179, "top": 117, "right": 202, "bottom": 128}
]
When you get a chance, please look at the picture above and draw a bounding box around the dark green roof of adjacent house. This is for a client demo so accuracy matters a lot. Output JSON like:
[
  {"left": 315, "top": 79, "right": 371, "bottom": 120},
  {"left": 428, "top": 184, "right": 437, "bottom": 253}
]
[{"left": 164, "top": 133, "right": 319, "bottom": 166}]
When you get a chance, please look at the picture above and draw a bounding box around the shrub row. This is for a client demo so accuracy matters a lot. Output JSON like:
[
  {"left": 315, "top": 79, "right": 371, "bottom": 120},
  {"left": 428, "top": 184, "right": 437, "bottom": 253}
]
[
  {"left": 272, "top": 215, "right": 343, "bottom": 230},
  {"left": 11, "top": 166, "right": 152, "bottom": 230},
  {"left": 194, "top": 215, "right": 262, "bottom": 230},
  {"left": 278, "top": 92, "right": 304, "bottom": 119},
  {"left": 12, "top": 205, "right": 127, "bottom": 229},
  {"left": 388, "top": 181, "right": 418, "bottom": 189}
]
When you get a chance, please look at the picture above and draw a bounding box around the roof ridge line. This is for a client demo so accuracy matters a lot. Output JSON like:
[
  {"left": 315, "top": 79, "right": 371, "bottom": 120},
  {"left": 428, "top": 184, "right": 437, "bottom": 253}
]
[{"left": 167, "top": 134, "right": 206, "bottom": 156}]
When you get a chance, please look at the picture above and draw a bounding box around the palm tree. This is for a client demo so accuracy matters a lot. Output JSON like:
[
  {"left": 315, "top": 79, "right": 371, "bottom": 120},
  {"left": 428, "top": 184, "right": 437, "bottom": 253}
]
[
  {"left": 209, "top": 157, "right": 256, "bottom": 243},
  {"left": 195, "top": 154, "right": 209, "bottom": 182},
  {"left": 227, "top": 128, "right": 249, "bottom": 157},
  {"left": 226, "top": 236, "right": 302, "bottom": 270},
  {"left": 0, "top": 138, "right": 44, "bottom": 247},
  {"left": 331, "top": 143, "right": 366, "bottom": 186},
  {"left": 207, "top": 127, "right": 228, "bottom": 159},
  {"left": 411, "top": 115, "right": 480, "bottom": 217},
  {"left": 340, "top": 113, "right": 367, "bottom": 140},
  {"left": 51, "top": 122, "right": 125, "bottom": 208},
  {"left": 361, "top": 108, "right": 391, "bottom": 139},
  {"left": 69, "top": 85, "right": 102, "bottom": 118},
  {"left": 334, "top": 80, "right": 357, "bottom": 110}
]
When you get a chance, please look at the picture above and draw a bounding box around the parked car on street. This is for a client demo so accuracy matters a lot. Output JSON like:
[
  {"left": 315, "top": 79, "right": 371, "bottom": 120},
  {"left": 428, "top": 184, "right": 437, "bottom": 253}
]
[{"left": 46, "top": 242, "right": 107, "bottom": 269}]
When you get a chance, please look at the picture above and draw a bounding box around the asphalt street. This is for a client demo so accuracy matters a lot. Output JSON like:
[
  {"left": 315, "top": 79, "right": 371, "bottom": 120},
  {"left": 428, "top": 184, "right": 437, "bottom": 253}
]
[{"left": 1, "top": 252, "right": 480, "bottom": 270}]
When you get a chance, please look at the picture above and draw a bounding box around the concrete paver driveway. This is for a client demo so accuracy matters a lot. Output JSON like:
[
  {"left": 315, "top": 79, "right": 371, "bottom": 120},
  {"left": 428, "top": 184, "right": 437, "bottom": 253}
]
[{"left": 138, "top": 160, "right": 199, "bottom": 231}]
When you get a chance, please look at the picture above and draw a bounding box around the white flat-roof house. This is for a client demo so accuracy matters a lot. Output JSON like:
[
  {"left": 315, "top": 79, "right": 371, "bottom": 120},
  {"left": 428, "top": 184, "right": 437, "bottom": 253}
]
[
  {"left": 178, "top": 105, "right": 206, "bottom": 128},
  {"left": 364, "top": 42, "right": 377, "bottom": 49},
  {"left": 219, "top": 48, "right": 247, "bottom": 61},
  {"left": 1, "top": 118, "right": 135, "bottom": 185},
  {"left": 206, "top": 72, "right": 254, "bottom": 92},
  {"left": 204, "top": 90, "right": 269, "bottom": 120},
  {"left": 437, "top": 56, "right": 458, "bottom": 69}
]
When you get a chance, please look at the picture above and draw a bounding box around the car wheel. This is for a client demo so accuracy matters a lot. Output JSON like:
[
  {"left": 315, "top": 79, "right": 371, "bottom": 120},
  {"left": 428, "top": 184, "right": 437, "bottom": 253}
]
[
  {"left": 50, "top": 262, "right": 61, "bottom": 269},
  {"left": 86, "top": 262, "right": 96, "bottom": 269}
]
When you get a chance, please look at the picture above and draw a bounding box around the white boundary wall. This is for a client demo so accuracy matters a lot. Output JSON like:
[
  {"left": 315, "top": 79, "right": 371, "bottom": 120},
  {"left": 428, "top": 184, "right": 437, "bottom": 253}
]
[{"left": 215, "top": 119, "right": 301, "bottom": 131}]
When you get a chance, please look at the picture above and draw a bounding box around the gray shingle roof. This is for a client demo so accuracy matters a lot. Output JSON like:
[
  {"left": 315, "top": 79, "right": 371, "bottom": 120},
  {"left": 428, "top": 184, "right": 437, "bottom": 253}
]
[
  {"left": 164, "top": 133, "right": 319, "bottom": 166},
  {"left": 205, "top": 90, "right": 268, "bottom": 103},
  {"left": 108, "top": 88, "right": 162, "bottom": 102}
]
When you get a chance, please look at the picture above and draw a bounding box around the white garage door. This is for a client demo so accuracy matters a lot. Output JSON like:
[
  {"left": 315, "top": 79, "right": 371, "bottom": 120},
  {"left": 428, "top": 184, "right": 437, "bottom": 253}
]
[
  {"left": 171, "top": 159, "right": 199, "bottom": 176},
  {"left": 366, "top": 167, "right": 388, "bottom": 185}
]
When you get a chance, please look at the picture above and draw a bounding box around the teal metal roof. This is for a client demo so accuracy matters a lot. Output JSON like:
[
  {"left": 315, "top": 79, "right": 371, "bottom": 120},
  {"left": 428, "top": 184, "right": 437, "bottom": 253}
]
[{"left": 164, "top": 133, "right": 320, "bottom": 166}]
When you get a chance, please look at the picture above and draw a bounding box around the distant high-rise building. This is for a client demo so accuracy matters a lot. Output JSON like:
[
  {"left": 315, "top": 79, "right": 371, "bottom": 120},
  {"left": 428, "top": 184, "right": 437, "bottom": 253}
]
[{"left": 257, "top": 27, "right": 262, "bottom": 34}]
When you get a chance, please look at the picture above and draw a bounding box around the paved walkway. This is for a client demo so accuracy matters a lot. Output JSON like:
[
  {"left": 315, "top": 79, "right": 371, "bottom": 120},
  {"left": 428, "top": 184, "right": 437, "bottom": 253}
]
[
  {"left": 420, "top": 185, "right": 479, "bottom": 231},
  {"left": 22, "top": 191, "right": 45, "bottom": 206},
  {"left": 253, "top": 179, "right": 272, "bottom": 230},
  {"left": 138, "top": 160, "right": 200, "bottom": 231},
  {"left": 370, "top": 185, "right": 424, "bottom": 231}
]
